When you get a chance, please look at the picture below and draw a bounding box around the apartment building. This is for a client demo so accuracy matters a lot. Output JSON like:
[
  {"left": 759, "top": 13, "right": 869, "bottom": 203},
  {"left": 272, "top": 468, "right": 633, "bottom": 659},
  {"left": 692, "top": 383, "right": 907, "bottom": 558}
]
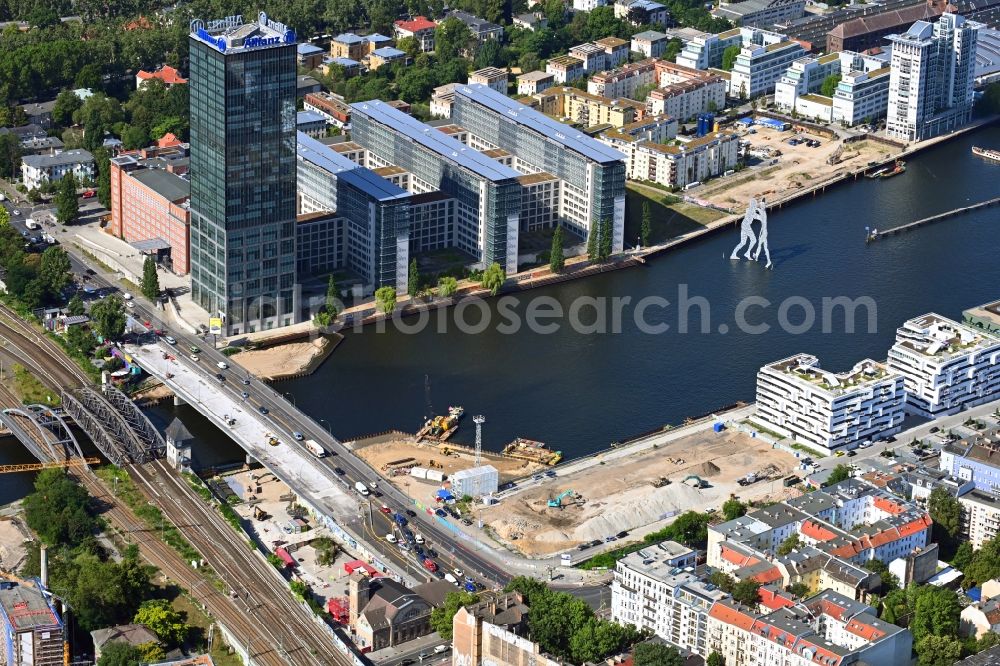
[
  {"left": 447, "top": 10, "right": 503, "bottom": 43},
  {"left": 0, "top": 577, "right": 65, "bottom": 666},
  {"left": 595, "top": 36, "right": 631, "bottom": 67},
  {"left": 713, "top": 0, "right": 805, "bottom": 27},
  {"left": 588, "top": 58, "right": 657, "bottom": 98},
  {"left": 368, "top": 47, "right": 406, "bottom": 70},
  {"left": 676, "top": 28, "right": 744, "bottom": 70},
  {"left": 886, "top": 313, "right": 1000, "bottom": 417},
  {"left": 632, "top": 30, "right": 669, "bottom": 57},
  {"left": 616, "top": 0, "right": 672, "bottom": 27},
  {"left": 393, "top": 16, "right": 437, "bottom": 51},
  {"left": 958, "top": 489, "right": 1000, "bottom": 549},
  {"left": 601, "top": 130, "right": 737, "bottom": 189},
  {"left": 570, "top": 42, "right": 609, "bottom": 73},
  {"left": 832, "top": 66, "right": 891, "bottom": 126},
  {"left": 774, "top": 53, "right": 843, "bottom": 110},
  {"left": 528, "top": 86, "right": 646, "bottom": 127},
  {"left": 939, "top": 428, "right": 1000, "bottom": 495},
  {"left": 109, "top": 142, "right": 191, "bottom": 274},
  {"left": 468, "top": 67, "right": 508, "bottom": 94},
  {"left": 730, "top": 38, "right": 807, "bottom": 98},
  {"left": 21, "top": 149, "right": 94, "bottom": 190},
  {"left": 546, "top": 55, "right": 586, "bottom": 83},
  {"left": 755, "top": 354, "right": 906, "bottom": 453},
  {"left": 452, "top": 83, "right": 626, "bottom": 253},
  {"left": 773, "top": 545, "right": 879, "bottom": 600},
  {"left": 517, "top": 70, "right": 555, "bottom": 95},
  {"left": 304, "top": 91, "right": 352, "bottom": 128},
  {"left": 648, "top": 66, "right": 727, "bottom": 119},
  {"left": 886, "top": 13, "right": 982, "bottom": 141},
  {"left": 453, "top": 593, "right": 560, "bottom": 666}
]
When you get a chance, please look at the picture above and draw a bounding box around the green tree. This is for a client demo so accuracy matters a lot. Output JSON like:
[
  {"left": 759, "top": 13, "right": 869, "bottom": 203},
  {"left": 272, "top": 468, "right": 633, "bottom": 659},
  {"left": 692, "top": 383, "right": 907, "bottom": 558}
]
[
  {"left": 915, "top": 634, "right": 962, "bottom": 666},
  {"left": 435, "top": 18, "right": 473, "bottom": 60},
  {"left": 951, "top": 541, "right": 973, "bottom": 572},
  {"left": 66, "top": 325, "right": 98, "bottom": 355},
  {"left": 776, "top": 533, "right": 801, "bottom": 556},
  {"left": 786, "top": 582, "right": 810, "bottom": 598},
  {"left": 325, "top": 274, "right": 341, "bottom": 316},
  {"left": 480, "top": 262, "right": 505, "bottom": 296},
  {"left": 430, "top": 591, "right": 479, "bottom": 639},
  {"left": 864, "top": 558, "right": 899, "bottom": 592},
  {"left": 709, "top": 571, "right": 736, "bottom": 593},
  {"left": 475, "top": 39, "right": 506, "bottom": 69},
  {"left": 662, "top": 511, "right": 712, "bottom": 546},
  {"left": 56, "top": 173, "right": 79, "bottom": 224},
  {"left": 722, "top": 497, "right": 747, "bottom": 521},
  {"left": 90, "top": 294, "right": 127, "bottom": 339},
  {"left": 408, "top": 258, "right": 421, "bottom": 298},
  {"left": 549, "top": 225, "right": 565, "bottom": 273},
  {"left": 820, "top": 74, "right": 842, "bottom": 97},
  {"left": 706, "top": 652, "right": 726, "bottom": 666},
  {"left": 96, "top": 642, "right": 143, "bottom": 666},
  {"left": 598, "top": 218, "right": 613, "bottom": 261},
  {"left": 52, "top": 90, "right": 84, "bottom": 128},
  {"left": 120, "top": 124, "right": 150, "bottom": 150},
  {"left": 909, "top": 585, "right": 960, "bottom": 644},
  {"left": 39, "top": 246, "right": 72, "bottom": 301},
  {"left": 664, "top": 38, "right": 683, "bottom": 62},
  {"left": 721, "top": 45, "right": 740, "bottom": 71},
  {"left": 66, "top": 294, "right": 85, "bottom": 316},
  {"left": 141, "top": 256, "right": 160, "bottom": 300},
  {"left": 634, "top": 642, "right": 683, "bottom": 666},
  {"left": 438, "top": 276, "right": 459, "bottom": 297},
  {"left": 587, "top": 222, "right": 599, "bottom": 260},
  {"left": 640, "top": 201, "right": 652, "bottom": 247},
  {"left": 133, "top": 599, "right": 188, "bottom": 647},
  {"left": 928, "top": 487, "right": 961, "bottom": 539},
  {"left": 92, "top": 146, "right": 112, "bottom": 209},
  {"left": 825, "top": 464, "right": 852, "bottom": 486},
  {"left": 136, "top": 643, "right": 167, "bottom": 662},
  {"left": 974, "top": 81, "right": 1000, "bottom": 115},
  {"left": 375, "top": 286, "right": 397, "bottom": 314},
  {"left": 732, "top": 579, "right": 761, "bottom": 606},
  {"left": 23, "top": 469, "right": 100, "bottom": 547},
  {"left": 0, "top": 131, "right": 19, "bottom": 180}
]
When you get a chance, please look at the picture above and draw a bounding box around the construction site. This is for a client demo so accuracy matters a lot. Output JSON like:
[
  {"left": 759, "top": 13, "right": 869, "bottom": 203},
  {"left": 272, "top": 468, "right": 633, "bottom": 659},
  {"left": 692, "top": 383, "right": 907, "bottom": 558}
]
[{"left": 477, "top": 426, "right": 799, "bottom": 558}]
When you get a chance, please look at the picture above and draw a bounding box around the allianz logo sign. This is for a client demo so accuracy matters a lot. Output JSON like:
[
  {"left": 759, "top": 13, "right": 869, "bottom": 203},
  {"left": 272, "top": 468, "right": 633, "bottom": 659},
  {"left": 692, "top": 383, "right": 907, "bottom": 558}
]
[{"left": 244, "top": 35, "right": 282, "bottom": 48}]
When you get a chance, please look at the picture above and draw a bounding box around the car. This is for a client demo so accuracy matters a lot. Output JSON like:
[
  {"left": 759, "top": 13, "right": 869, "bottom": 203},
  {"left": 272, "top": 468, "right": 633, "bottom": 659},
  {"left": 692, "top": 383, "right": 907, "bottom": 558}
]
[
  {"left": 190, "top": 354, "right": 200, "bottom": 362},
  {"left": 82, "top": 189, "right": 96, "bottom": 198},
  {"left": 930, "top": 426, "right": 940, "bottom": 433},
  {"left": 215, "top": 373, "right": 225, "bottom": 382},
  {"left": 616, "top": 530, "right": 628, "bottom": 538},
  {"left": 258, "top": 406, "right": 269, "bottom": 415},
  {"left": 217, "top": 361, "right": 228, "bottom": 370},
  {"left": 532, "top": 474, "right": 543, "bottom": 481},
  {"left": 164, "top": 336, "right": 177, "bottom": 345},
  {"left": 373, "top": 490, "right": 383, "bottom": 498},
  {"left": 334, "top": 467, "right": 345, "bottom": 475},
  {"left": 434, "top": 645, "right": 450, "bottom": 654},
  {"left": 380, "top": 504, "right": 392, "bottom": 514},
  {"left": 415, "top": 534, "right": 425, "bottom": 544},
  {"left": 292, "top": 431, "right": 304, "bottom": 440},
  {"left": 241, "top": 391, "right": 249, "bottom": 399},
  {"left": 418, "top": 653, "right": 430, "bottom": 662},
  {"left": 545, "top": 470, "right": 556, "bottom": 477},
  {"left": 435, "top": 509, "right": 447, "bottom": 518},
  {"left": 605, "top": 536, "right": 617, "bottom": 542},
  {"left": 400, "top": 660, "right": 415, "bottom": 666},
  {"left": 368, "top": 481, "right": 378, "bottom": 489},
  {"left": 242, "top": 377, "right": 251, "bottom": 386},
  {"left": 452, "top": 568, "right": 464, "bottom": 578},
  {"left": 386, "top": 533, "right": 397, "bottom": 543},
  {"left": 190, "top": 345, "right": 201, "bottom": 354},
  {"left": 11, "top": 210, "right": 19, "bottom": 216},
  {"left": 85, "top": 268, "right": 95, "bottom": 275},
  {"left": 125, "top": 300, "right": 135, "bottom": 308},
  {"left": 577, "top": 544, "right": 589, "bottom": 551},
  {"left": 846, "top": 450, "right": 856, "bottom": 457},
  {"left": 885, "top": 436, "right": 897, "bottom": 443},
  {"left": 444, "top": 573, "right": 458, "bottom": 585},
  {"left": 462, "top": 518, "right": 472, "bottom": 526},
  {"left": 405, "top": 509, "right": 417, "bottom": 517},
  {"left": 589, "top": 539, "right": 601, "bottom": 547},
  {"left": 427, "top": 548, "right": 438, "bottom": 558}
]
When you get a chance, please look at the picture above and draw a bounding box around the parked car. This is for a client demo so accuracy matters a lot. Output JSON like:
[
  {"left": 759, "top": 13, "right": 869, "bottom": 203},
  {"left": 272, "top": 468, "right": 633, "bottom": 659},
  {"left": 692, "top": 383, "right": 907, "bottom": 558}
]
[
  {"left": 334, "top": 467, "right": 345, "bottom": 475},
  {"left": 164, "top": 336, "right": 177, "bottom": 345},
  {"left": 405, "top": 509, "right": 417, "bottom": 517},
  {"left": 292, "top": 431, "right": 304, "bottom": 440},
  {"left": 258, "top": 406, "right": 269, "bottom": 415},
  {"left": 380, "top": 504, "right": 392, "bottom": 514}
]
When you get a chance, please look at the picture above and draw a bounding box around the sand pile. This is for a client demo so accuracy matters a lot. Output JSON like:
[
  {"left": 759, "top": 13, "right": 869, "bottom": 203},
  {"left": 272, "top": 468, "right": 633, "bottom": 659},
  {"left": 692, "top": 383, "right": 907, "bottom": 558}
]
[{"left": 697, "top": 461, "right": 721, "bottom": 477}]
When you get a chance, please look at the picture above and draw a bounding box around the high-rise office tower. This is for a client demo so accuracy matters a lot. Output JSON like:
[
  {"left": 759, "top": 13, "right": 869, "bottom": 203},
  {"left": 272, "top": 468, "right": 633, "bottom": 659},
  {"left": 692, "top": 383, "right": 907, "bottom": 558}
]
[
  {"left": 886, "top": 13, "right": 982, "bottom": 142},
  {"left": 189, "top": 13, "right": 299, "bottom": 335}
]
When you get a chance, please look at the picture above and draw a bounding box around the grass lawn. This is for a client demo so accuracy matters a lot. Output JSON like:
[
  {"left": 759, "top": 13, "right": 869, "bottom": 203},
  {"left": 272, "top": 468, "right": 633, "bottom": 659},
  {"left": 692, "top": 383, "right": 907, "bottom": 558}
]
[
  {"left": 10, "top": 363, "right": 61, "bottom": 406},
  {"left": 171, "top": 592, "right": 245, "bottom": 666},
  {"left": 624, "top": 185, "right": 724, "bottom": 246}
]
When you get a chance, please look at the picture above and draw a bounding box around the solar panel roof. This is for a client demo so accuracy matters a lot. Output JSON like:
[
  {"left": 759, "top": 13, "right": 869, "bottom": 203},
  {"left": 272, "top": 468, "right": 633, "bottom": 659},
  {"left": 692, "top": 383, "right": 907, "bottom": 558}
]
[{"left": 296, "top": 131, "right": 410, "bottom": 202}]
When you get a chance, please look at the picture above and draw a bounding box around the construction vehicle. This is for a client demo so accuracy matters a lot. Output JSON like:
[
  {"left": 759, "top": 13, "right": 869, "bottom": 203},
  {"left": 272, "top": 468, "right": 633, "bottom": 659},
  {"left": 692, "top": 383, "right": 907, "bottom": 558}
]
[
  {"left": 651, "top": 477, "right": 672, "bottom": 488},
  {"left": 737, "top": 472, "right": 758, "bottom": 486},
  {"left": 547, "top": 490, "right": 574, "bottom": 508},
  {"left": 253, "top": 506, "right": 269, "bottom": 520},
  {"left": 683, "top": 475, "right": 706, "bottom": 488}
]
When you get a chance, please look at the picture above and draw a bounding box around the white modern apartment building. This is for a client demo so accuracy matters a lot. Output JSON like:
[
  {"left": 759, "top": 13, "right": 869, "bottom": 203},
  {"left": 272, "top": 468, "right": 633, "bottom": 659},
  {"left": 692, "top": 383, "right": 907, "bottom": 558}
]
[
  {"left": 677, "top": 28, "right": 743, "bottom": 69},
  {"left": 958, "top": 489, "right": 1000, "bottom": 549},
  {"left": 886, "top": 13, "right": 983, "bottom": 141},
  {"left": 570, "top": 42, "right": 609, "bottom": 74},
  {"left": 613, "top": 545, "right": 724, "bottom": 654},
  {"left": 574, "top": 0, "right": 607, "bottom": 11},
  {"left": 517, "top": 71, "right": 555, "bottom": 95},
  {"left": 886, "top": 313, "right": 1000, "bottom": 417},
  {"left": 546, "top": 55, "right": 586, "bottom": 83},
  {"left": 730, "top": 38, "right": 807, "bottom": 98},
  {"left": 632, "top": 30, "right": 669, "bottom": 58},
  {"left": 832, "top": 65, "right": 892, "bottom": 126},
  {"left": 774, "top": 53, "right": 843, "bottom": 110},
  {"left": 602, "top": 130, "right": 738, "bottom": 189},
  {"left": 588, "top": 58, "right": 657, "bottom": 99},
  {"left": 21, "top": 149, "right": 95, "bottom": 190},
  {"left": 648, "top": 62, "right": 728, "bottom": 119},
  {"left": 468, "top": 67, "right": 508, "bottom": 94},
  {"left": 755, "top": 354, "right": 906, "bottom": 452}
]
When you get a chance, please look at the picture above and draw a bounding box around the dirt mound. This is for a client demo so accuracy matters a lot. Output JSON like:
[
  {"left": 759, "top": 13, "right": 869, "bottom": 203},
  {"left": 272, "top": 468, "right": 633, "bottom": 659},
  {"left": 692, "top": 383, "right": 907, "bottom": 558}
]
[{"left": 697, "top": 461, "right": 721, "bottom": 477}]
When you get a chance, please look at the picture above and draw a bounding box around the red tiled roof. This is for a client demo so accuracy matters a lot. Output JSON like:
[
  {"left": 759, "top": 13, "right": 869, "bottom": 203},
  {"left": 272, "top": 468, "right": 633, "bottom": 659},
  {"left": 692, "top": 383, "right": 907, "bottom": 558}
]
[
  {"left": 721, "top": 544, "right": 761, "bottom": 567},
  {"left": 897, "top": 515, "right": 932, "bottom": 538},
  {"left": 873, "top": 495, "right": 907, "bottom": 515},
  {"left": 845, "top": 619, "right": 885, "bottom": 642},
  {"left": 759, "top": 587, "right": 797, "bottom": 610},
  {"left": 800, "top": 519, "right": 837, "bottom": 542},
  {"left": 157, "top": 133, "right": 181, "bottom": 148},
  {"left": 709, "top": 602, "right": 757, "bottom": 630},
  {"left": 798, "top": 639, "right": 844, "bottom": 666},
  {"left": 137, "top": 65, "right": 187, "bottom": 85},
  {"left": 394, "top": 16, "right": 437, "bottom": 32},
  {"left": 750, "top": 565, "right": 783, "bottom": 585}
]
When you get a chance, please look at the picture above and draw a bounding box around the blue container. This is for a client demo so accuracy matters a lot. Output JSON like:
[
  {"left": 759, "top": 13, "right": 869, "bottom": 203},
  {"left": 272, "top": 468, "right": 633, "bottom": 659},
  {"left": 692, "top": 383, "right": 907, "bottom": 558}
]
[
  {"left": 713, "top": 422, "right": 725, "bottom": 432},
  {"left": 696, "top": 113, "right": 715, "bottom": 137}
]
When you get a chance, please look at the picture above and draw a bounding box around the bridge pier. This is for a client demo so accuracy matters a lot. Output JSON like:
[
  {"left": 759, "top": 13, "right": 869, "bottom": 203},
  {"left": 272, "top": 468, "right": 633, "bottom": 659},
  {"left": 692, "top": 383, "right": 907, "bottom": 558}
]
[{"left": 174, "top": 395, "right": 187, "bottom": 407}]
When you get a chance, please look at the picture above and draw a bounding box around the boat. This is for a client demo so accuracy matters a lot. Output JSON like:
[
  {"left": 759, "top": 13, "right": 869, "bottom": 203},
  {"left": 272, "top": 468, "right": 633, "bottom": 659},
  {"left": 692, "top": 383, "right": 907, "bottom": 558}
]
[
  {"left": 972, "top": 146, "right": 1000, "bottom": 162},
  {"left": 866, "top": 166, "right": 889, "bottom": 179},
  {"left": 503, "top": 438, "right": 562, "bottom": 466},
  {"left": 879, "top": 161, "right": 906, "bottom": 179},
  {"left": 416, "top": 406, "right": 464, "bottom": 442}
]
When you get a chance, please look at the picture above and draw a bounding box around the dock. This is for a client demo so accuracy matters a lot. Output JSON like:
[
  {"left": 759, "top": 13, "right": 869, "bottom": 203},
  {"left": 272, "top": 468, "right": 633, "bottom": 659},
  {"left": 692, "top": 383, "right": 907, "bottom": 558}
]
[{"left": 870, "top": 196, "right": 1000, "bottom": 240}]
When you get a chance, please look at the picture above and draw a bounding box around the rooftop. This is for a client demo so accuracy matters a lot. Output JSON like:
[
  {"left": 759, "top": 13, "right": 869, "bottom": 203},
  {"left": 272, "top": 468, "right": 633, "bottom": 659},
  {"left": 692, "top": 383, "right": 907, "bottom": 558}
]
[
  {"left": 455, "top": 83, "right": 625, "bottom": 164},
  {"left": 0, "top": 578, "right": 61, "bottom": 632},
  {"left": 190, "top": 14, "right": 296, "bottom": 54},
  {"left": 518, "top": 70, "right": 554, "bottom": 82},
  {"left": 130, "top": 168, "right": 190, "bottom": 203},
  {"left": 372, "top": 46, "right": 405, "bottom": 58},
  {"left": 447, "top": 9, "right": 501, "bottom": 33},
  {"left": 297, "top": 43, "right": 324, "bottom": 55},
  {"left": 136, "top": 64, "right": 187, "bottom": 85},
  {"left": 296, "top": 131, "right": 410, "bottom": 201},
  {"left": 351, "top": 99, "right": 521, "bottom": 182},
  {"left": 394, "top": 16, "right": 436, "bottom": 32},
  {"left": 470, "top": 66, "right": 507, "bottom": 80},
  {"left": 22, "top": 149, "right": 94, "bottom": 168},
  {"left": 893, "top": 313, "right": 1000, "bottom": 360},
  {"left": 333, "top": 32, "right": 366, "bottom": 44},
  {"left": 632, "top": 30, "right": 668, "bottom": 41},
  {"left": 763, "top": 353, "right": 895, "bottom": 394},
  {"left": 548, "top": 54, "right": 584, "bottom": 68},
  {"left": 595, "top": 36, "right": 629, "bottom": 48}
]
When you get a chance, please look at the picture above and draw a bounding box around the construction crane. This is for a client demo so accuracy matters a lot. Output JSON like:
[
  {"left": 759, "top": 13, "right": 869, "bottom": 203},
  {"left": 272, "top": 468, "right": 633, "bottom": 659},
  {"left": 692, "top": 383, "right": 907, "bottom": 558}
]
[
  {"left": 473, "top": 415, "right": 485, "bottom": 466},
  {"left": 0, "top": 457, "right": 100, "bottom": 474},
  {"left": 424, "top": 375, "right": 433, "bottom": 425}
]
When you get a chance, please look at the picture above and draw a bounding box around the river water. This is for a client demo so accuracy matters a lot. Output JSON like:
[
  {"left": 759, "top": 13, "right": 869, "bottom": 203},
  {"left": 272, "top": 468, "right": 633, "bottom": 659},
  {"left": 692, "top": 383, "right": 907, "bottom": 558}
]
[{"left": 1, "top": 126, "right": 997, "bottom": 505}]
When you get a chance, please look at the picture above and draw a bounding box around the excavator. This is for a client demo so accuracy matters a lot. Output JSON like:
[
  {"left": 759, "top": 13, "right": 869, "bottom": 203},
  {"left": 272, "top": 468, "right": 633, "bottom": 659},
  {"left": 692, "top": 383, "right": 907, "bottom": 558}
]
[{"left": 547, "top": 489, "right": 574, "bottom": 508}]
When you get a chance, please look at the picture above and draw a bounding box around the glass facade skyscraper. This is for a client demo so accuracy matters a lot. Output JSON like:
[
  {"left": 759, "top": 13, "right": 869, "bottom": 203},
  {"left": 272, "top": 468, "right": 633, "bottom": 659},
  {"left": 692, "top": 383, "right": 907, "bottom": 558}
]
[{"left": 189, "top": 14, "right": 298, "bottom": 335}]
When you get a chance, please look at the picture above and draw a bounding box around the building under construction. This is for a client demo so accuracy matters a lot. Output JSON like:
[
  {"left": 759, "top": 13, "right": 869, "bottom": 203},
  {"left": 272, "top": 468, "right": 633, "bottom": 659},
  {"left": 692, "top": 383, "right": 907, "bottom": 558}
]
[{"left": 0, "top": 575, "right": 65, "bottom": 666}]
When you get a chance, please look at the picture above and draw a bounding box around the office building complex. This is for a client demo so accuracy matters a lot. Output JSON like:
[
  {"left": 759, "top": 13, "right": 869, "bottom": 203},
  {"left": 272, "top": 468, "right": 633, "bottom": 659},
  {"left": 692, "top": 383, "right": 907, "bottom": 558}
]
[
  {"left": 0, "top": 577, "right": 65, "bottom": 666},
  {"left": 730, "top": 35, "right": 807, "bottom": 97},
  {"left": 886, "top": 13, "right": 983, "bottom": 141},
  {"left": 109, "top": 140, "right": 192, "bottom": 274},
  {"left": 713, "top": 0, "right": 805, "bottom": 28},
  {"left": 188, "top": 13, "right": 298, "bottom": 335},
  {"left": 755, "top": 354, "right": 906, "bottom": 453},
  {"left": 676, "top": 28, "right": 744, "bottom": 69},
  {"left": 886, "top": 313, "right": 1000, "bottom": 417},
  {"left": 453, "top": 83, "right": 626, "bottom": 253},
  {"left": 831, "top": 65, "right": 892, "bottom": 126}
]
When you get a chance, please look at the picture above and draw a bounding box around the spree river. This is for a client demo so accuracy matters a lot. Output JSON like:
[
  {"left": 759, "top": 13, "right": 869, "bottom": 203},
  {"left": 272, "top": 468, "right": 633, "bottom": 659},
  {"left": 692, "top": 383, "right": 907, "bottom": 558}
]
[{"left": 1, "top": 127, "right": 998, "bottom": 506}]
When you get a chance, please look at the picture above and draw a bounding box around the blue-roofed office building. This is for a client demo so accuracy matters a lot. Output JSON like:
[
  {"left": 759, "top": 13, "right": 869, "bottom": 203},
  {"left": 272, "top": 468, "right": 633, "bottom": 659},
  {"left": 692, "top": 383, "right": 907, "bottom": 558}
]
[
  {"left": 297, "top": 110, "right": 327, "bottom": 137},
  {"left": 188, "top": 13, "right": 299, "bottom": 336},
  {"left": 452, "top": 83, "right": 626, "bottom": 252},
  {"left": 350, "top": 100, "right": 523, "bottom": 274},
  {"left": 296, "top": 132, "right": 413, "bottom": 291}
]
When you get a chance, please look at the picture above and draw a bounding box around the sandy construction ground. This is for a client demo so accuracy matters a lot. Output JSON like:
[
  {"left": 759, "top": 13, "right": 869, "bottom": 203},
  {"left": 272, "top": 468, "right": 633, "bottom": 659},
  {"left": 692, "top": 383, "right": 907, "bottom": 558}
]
[
  {"left": 231, "top": 337, "right": 330, "bottom": 379},
  {"left": 355, "top": 437, "right": 545, "bottom": 503},
  {"left": 0, "top": 517, "right": 30, "bottom": 571},
  {"left": 698, "top": 129, "right": 901, "bottom": 210},
  {"left": 480, "top": 428, "right": 797, "bottom": 557}
]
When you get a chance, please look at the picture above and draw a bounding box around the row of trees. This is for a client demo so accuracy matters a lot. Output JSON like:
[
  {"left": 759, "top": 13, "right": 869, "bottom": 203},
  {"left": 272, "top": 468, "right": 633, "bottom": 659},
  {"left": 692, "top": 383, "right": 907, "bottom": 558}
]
[{"left": 0, "top": 216, "right": 73, "bottom": 309}]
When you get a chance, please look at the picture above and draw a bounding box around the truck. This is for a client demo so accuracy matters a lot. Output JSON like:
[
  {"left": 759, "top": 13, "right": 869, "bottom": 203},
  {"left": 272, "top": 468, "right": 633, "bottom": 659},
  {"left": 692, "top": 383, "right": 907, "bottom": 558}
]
[
  {"left": 354, "top": 481, "right": 370, "bottom": 496},
  {"left": 304, "top": 439, "right": 326, "bottom": 458},
  {"left": 25, "top": 219, "right": 40, "bottom": 230}
]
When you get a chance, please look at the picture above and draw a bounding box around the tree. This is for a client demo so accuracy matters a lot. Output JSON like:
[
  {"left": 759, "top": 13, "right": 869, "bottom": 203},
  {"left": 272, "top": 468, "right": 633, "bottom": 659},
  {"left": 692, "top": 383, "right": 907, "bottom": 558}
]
[
  {"left": 640, "top": 201, "right": 652, "bottom": 247},
  {"left": 722, "top": 497, "right": 747, "bottom": 521},
  {"left": 121, "top": 124, "right": 150, "bottom": 150},
  {"left": 928, "top": 487, "right": 961, "bottom": 539},
  {"left": 39, "top": 246, "right": 72, "bottom": 301},
  {"left": 587, "top": 222, "right": 599, "bottom": 260},
  {"left": 133, "top": 599, "right": 188, "bottom": 647},
  {"left": 951, "top": 541, "right": 973, "bottom": 572},
  {"left": 96, "top": 642, "right": 143, "bottom": 666},
  {"left": 721, "top": 45, "right": 740, "bottom": 71},
  {"left": 430, "top": 591, "right": 479, "bottom": 639},
  {"left": 599, "top": 218, "right": 613, "bottom": 261},
  {"left": 56, "top": 173, "right": 79, "bottom": 224},
  {"left": 662, "top": 511, "right": 711, "bottom": 547},
  {"left": 786, "top": 582, "right": 810, "bottom": 598},
  {"left": 475, "top": 39, "right": 506, "bottom": 69},
  {"left": 909, "top": 585, "right": 961, "bottom": 644},
  {"left": 23, "top": 469, "right": 100, "bottom": 547},
  {"left": 825, "top": 464, "right": 852, "bottom": 486},
  {"left": 141, "top": 256, "right": 160, "bottom": 300},
  {"left": 709, "top": 571, "right": 736, "bottom": 593},
  {"left": 66, "top": 294, "right": 85, "bottom": 316},
  {"left": 66, "top": 325, "right": 98, "bottom": 356},
  {"left": 664, "top": 38, "right": 683, "bottom": 62},
  {"left": 634, "top": 643, "right": 684, "bottom": 666},
  {"left": 864, "top": 559, "right": 899, "bottom": 592},
  {"left": 732, "top": 579, "right": 761, "bottom": 606},
  {"left": 90, "top": 294, "right": 127, "bottom": 339},
  {"left": 325, "top": 275, "right": 341, "bottom": 316},
  {"left": 0, "top": 131, "right": 21, "bottom": 180},
  {"left": 408, "top": 259, "right": 421, "bottom": 298},
  {"left": 706, "top": 652, "right": 726, "bottom": 666},
  {"left": 52, "top": 90, "right": 83, "bottom": 128},
  {"left": 438, "top": 276, "right": 458, "bottom": 297},
  {"left": 776, "top": 533, "right": 801, "bottom": 556},
  {"left": 820, "top": 74, "right": 842, "bottom": 98},
  {"left": 974, "top": 81, "right": 1000, "bottom": 115},
  {"left": 136, "top": 643, "right": 167, "bottom": 662},
  {"left": 915, "top": 634, "right": 962, "bottom": 666},
  {"left": 435, "top": 18, "right": 473, "bottom": 60},
  {"left": 480, "top": 262, "right": 505, "bottom": 296},
  {"left": 549, "top": 226, "right": 565, "bottom": 273},
  {"left": 375, "top": 286, "right": 396, "bottom": 314}
]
